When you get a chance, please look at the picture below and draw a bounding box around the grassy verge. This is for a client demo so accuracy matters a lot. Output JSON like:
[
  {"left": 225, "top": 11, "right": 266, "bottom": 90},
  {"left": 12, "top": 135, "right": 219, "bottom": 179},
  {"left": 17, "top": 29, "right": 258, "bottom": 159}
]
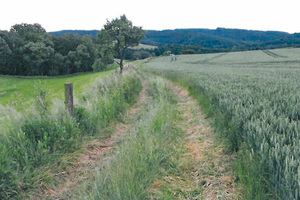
[
  {"left": 0, "top": 69, "right": 142, "bottom": 199},
  {"left": 78, "top": 72, "right": 183, "bottom": 200}
]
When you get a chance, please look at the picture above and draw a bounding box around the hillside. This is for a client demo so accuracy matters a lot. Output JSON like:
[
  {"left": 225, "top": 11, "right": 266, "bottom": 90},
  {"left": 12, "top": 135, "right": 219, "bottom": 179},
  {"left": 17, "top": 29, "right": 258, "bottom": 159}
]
[
  {"left": 49, "top": 29, "right": 99, "bottom": 38},
  {"left": 49, "top": 28, "right": 300, "bottom": 52}
]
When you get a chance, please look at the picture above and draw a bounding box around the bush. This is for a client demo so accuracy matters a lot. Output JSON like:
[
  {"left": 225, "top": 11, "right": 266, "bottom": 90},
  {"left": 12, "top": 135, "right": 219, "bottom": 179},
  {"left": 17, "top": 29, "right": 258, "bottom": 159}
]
[
  {"left": 131, "top": 50, "right": 151, "bottom": 60},
  {"left": 92, "top": 58, "right": 107, "bottom": 72},
  {"left": 163, "top": 50, "right": 171, "bottom": 56}
]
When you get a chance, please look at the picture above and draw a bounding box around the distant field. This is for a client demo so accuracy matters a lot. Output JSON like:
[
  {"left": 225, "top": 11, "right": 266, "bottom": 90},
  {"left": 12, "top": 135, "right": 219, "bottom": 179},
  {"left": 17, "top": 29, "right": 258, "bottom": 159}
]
[
  {"left": 131, "top": 43, "right": 157, "bottom": 49},
  {"left": 0, "top": 71, "right": 113, "bottom": 109},
  {"left": 143, "top": 48, "right": 300, "bottom": 199}
]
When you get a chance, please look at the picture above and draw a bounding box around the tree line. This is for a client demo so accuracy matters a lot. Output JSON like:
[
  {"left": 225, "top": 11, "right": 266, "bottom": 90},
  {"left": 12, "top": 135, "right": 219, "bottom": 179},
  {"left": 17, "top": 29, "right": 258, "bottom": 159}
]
[
  {"left": 0, "top": 23, "right": 111, "bottom": 76},
  {"left": 0, "top": 17, "right": 148, "bottom": 76}
]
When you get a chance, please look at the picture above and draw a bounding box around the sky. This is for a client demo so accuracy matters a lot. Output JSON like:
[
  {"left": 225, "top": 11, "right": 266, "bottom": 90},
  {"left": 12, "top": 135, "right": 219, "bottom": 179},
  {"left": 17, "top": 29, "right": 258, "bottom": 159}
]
[{"left": 1, "top": 0, "right": 300, "bottom": 33}]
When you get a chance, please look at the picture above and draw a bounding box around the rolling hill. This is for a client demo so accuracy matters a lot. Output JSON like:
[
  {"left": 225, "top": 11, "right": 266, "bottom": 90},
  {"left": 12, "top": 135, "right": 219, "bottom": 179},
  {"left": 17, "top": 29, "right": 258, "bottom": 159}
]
[{"left": 50, "top": 28, "right": 300, "bottom": 52}]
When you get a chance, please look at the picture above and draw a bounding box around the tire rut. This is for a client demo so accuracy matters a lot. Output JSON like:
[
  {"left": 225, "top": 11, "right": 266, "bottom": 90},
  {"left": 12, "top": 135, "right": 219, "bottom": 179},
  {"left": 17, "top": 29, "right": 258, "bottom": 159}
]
[{"left": 28, "top": 77, "right": 149, "bottom": 200}]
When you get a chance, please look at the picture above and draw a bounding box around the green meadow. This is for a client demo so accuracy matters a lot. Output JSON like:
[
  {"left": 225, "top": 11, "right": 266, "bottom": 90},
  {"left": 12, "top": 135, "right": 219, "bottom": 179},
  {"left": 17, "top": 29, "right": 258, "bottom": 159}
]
[{"left": 0, "top": 71, "right": 113, "bottom": 109}]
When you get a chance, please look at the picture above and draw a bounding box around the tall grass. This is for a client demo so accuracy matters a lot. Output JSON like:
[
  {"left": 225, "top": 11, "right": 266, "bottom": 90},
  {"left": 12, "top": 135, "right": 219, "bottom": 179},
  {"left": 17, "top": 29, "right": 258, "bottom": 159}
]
[
  {"left": 80, "top": 74, "right": 182, "bottom": 200},
  {"left": 74, "top": 71, "right": 142, "bottom": 135},
  {"left": 0, "top": 69, "right": 142, "bottom": 199}
]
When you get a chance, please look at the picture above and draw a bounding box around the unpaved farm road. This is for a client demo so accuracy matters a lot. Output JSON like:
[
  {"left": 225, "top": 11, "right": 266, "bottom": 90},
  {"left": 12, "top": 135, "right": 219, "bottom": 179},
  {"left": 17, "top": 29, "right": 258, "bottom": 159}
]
[{"left": 27, "top": 73, "right": 241, "bottom": 200}]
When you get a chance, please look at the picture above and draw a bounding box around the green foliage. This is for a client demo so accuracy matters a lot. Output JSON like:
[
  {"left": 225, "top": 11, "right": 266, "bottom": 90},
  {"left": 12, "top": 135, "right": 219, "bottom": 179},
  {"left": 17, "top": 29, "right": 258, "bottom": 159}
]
[
  {"left": 181, "top": 49, "right": 195, "bottom": 54},
  {"left": 22, "top": 41, "right": 54, "bottom": 75},
  {"left": 163, "top": 50, "right": 171, "bottom": 56},
  {"left": 0, "top": 37, "right": 12, "bottom": 72},
  {"left": 144, "top": 49, "right": 300, "bottom": 199},
  {"left": 92, "top": 58, "right": 107, "bottom": 72},
  {"left": 142, "top": 28, "right": 300, "bottom": 52},
  {"left": 98, "top": 15, "right": 146, "bottom": 73},
  {"left": 0, "top": 23, "right": 101, "bottom": 76}
]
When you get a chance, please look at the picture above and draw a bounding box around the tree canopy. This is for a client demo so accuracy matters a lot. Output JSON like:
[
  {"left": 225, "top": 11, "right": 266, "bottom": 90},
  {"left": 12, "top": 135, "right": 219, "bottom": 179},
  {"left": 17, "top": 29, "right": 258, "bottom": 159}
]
[
  {"left": 0, "top": 23, "right": 111, "bottom": 76},
  {"left": 98, "top": 15, "right": 145, "bottom": 73}
]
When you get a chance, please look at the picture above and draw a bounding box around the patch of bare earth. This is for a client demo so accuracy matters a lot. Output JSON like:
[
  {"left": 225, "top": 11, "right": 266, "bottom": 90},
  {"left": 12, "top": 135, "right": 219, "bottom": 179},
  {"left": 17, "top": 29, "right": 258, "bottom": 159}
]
[
  {"left": 150, "top": 83, "right": 241, "bottom": 199},
  {"left": 28, "top": 79, "right": 149, "bottom": 200}
]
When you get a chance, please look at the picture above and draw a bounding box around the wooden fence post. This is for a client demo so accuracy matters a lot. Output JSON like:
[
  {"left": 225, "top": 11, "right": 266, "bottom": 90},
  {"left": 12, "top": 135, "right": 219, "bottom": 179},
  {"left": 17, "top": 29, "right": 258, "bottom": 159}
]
[{"left": 65, "top": 82, "right": 74, "bottom": 117}]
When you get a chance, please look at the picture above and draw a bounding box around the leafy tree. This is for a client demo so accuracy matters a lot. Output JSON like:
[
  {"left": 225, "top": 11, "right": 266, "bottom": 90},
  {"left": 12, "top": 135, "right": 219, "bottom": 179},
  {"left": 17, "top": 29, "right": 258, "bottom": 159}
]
[
  {"left": 131, "top": 50, "right": 151, "bottom": 60},
  {"left": 65, "top": 50, "right": 78, "bottom": 74},
  {"left": 0, "top": 37, "right": 12, "bottom": 74},
  {"left": 79, "top": 36, "right": 97, "bottom": 71},
  {"left": 53, "top": 34, "right": 82, "bottom": 56},
  {"left": 22, "top": 42, "right": 54, "bottom": 75},
  {"left": 10, "top": 23, "right": 46, "bottom": 43},
  {"left": 98, "top": 15, "right": 145, "bottom": 73},
  {"left": 51, "top": 53, "right": 65, "bottom": 75}
]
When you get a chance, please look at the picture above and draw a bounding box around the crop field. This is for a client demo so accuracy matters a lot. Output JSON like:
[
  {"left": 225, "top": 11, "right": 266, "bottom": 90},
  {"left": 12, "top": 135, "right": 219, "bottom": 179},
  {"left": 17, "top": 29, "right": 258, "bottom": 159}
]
[{"left": 144, "top": 48, "right": 300, "bottom": 199}]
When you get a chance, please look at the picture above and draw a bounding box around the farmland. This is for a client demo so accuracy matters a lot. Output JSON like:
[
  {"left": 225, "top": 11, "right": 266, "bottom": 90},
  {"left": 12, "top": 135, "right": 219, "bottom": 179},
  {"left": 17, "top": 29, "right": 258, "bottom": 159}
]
[
  {"left": 0, "top": 71, "right": 113, "bottom": 108},
  {"left": 1, "top": 47, "right": 300, "bottom": 199},
  {"left": 143, "top": 48, "right": 300, "bottom": 199}
]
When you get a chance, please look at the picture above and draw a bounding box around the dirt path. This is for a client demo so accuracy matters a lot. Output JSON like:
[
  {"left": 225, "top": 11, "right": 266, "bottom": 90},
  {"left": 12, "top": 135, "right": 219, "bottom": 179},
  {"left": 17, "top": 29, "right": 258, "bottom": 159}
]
[
  {"left": 28, "top": 72, "right": 241, "bottom": 199},
  {"left": 29, "top": 78, "right": 149, "bottom": 200},
  {"left": 150, "top": 82, "right": 241, "bottom": 199}
]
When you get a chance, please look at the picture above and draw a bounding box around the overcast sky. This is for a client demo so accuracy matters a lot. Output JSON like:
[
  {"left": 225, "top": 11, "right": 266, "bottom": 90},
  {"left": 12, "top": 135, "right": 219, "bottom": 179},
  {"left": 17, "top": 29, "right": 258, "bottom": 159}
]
[{"left": 1, "top": 0, "right": 299, "bottom": 33}]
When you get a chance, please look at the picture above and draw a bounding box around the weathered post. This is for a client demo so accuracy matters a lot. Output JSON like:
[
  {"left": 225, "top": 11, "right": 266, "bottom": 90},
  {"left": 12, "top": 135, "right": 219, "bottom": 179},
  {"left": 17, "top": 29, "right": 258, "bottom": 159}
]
[{"left": 65, "top": 82, "right": 74, "bottom": 117}]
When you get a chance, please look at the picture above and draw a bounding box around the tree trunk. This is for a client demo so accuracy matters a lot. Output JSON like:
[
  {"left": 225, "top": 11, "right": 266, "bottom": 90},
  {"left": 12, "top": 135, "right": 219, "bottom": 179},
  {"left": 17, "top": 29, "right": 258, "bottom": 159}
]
[
  {"left": 119, "top": 48, "right": 127, "bottom": 74},
  {"left": 120, "top": 59, "right": 123, "bottom": 74}
]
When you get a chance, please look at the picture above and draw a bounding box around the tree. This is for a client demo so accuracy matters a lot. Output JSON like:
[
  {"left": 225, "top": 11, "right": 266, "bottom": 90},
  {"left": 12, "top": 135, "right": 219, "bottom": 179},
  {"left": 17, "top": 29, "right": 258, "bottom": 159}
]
[
  {"left": 98, "top": 15, "right": 145, "bottom": 73},
  {"left": 0, "top": 37, "right": 12, "bottom": 74},
  {"left": 22, "top": 42, "right": 54, "bottom": 75},
  {"left": 10, "top": 23, "right": 46, "bottom": 43}
]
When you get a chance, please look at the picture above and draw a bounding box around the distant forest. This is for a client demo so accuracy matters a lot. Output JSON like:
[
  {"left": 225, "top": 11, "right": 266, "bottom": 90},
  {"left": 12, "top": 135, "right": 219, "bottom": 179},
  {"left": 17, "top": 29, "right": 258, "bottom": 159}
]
[{"left": 51, "top": 28, "right": 300, "bottom": 54}]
